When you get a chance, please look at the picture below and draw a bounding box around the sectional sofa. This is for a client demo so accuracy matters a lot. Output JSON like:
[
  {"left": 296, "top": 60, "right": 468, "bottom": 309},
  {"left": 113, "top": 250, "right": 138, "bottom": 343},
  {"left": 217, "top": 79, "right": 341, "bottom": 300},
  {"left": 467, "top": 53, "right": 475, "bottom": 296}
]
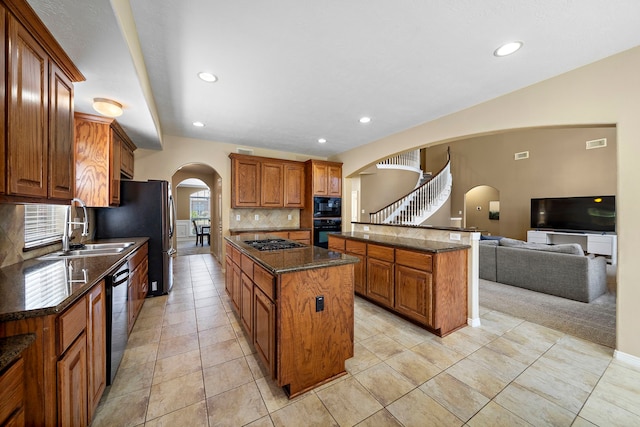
[{"left": 479, "top": 237, "right": 608, "bottom": 303}]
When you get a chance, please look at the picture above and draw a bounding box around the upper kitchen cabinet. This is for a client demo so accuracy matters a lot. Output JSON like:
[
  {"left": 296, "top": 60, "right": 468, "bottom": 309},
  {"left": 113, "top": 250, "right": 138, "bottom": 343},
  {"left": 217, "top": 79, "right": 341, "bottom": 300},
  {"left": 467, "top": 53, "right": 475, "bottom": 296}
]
[
  {"left": 0, "top": 0, "right": 84, "bottom": 203},
  {"left": 75, "top": 113, "right": 137, "bottom": 207},
  {"left": 306, "top": 159, "right": 342, "bottom": 197},
  {"left": 230, "top": 153, "right": 305, "bottom": 208}
]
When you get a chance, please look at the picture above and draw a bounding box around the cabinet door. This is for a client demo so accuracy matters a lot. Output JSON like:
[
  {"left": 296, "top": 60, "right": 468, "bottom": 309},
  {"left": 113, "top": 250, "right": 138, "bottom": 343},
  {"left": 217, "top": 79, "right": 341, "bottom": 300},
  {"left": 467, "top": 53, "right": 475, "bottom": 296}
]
[
  {"left": 87, "top": 282, "right": 106, "bottom": 420},
  {"left": 366, "top": 257, "right": 394, "bottom": 307},
  {"left": 75, "top": 116, "right": 111, "bottom": 207},
  {"left": 232, "top": 157, "right": 261, "bottom": 207},
  {"left": 395, "top": 265, "right": 433, "bottom": 326},
  {"left": 109, "top": 129, "right": 121, "bottom": 206},
  {"left": 327, "top": 235, "right": 345, "bottom": 252},
  {"left": 232, "top": 263, "right": 242, "bottom": 312},
  {"left": 350, "top": 253, "right": 366, "bottom": 295},
  {"left": 260, "top": 161, "right": 284, "bottom": 207},
  {"left": 284, "top": 163, "right": 305, "bottom": 207},
  {"left": 48, "top": 63, "right": 74, "bottom": 200},
  {"left": 57, "top": 334, "right": 88, "bottom": 427},
  {"left": 253, "top": 286, "right": 275, "bottom": 378},
  {"left": 225, "top": 255, "right": 233, "bottom": 297},
  {"left": 240, "top": 273, "right": 253, "bottom": 336},
  {"left": 312, "top": 162, "right": 328, "bottom": 196},
  {"left": 7, "top": 15, "right": 49, "bottom": 198},
  {"left": 0, "top": 7, "right": 5, "bottom": 195},
  {"left": 327, "top": 165, "right": 342, "bottom": 197},
  {"left": 120, "top": 139, "right": 135, "bottom": 179}
]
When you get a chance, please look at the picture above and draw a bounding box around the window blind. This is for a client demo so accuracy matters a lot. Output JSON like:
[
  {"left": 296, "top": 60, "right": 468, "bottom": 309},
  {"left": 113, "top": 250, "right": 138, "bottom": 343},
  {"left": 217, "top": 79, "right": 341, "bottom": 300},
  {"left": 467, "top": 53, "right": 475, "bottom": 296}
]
[{"left": 24, "top": 204, "right": 67, "bottom": 249}]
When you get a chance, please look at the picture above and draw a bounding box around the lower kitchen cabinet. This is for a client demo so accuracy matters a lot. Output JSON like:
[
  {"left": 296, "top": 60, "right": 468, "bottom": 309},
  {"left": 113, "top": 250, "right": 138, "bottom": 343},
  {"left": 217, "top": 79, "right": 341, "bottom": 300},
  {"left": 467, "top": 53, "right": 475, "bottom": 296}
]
[
  {"left": 86, "top": 282, "right": 106, "bottom": 421},
  {"left": 395, "top": 264, "right": 433, "bottom": 325},
  {"left": 240, "top": 273, "right": 253, "bottom": 336},
  {"left": 0, "top": 357, "right": 25, "bottom": 427},
  {"left": 57, "top": 333, "right": 88, "bottom": 427},
  {"left": 366, "top": 244, "right": 395, "bottom": 308},
  {"left": 127, "top": 243, "right": 149, "bottom": 333},
  {"left": 253, "top": 285, "right": 275, "bottom": 377}
]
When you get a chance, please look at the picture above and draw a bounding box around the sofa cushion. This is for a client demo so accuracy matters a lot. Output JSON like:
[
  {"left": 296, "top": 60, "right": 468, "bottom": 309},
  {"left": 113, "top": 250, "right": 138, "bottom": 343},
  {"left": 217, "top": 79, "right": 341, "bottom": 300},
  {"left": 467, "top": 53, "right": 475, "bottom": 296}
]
[
  {"left": 479, "top": 240, "right": 499, "bottom": 246},
  {"left": 499, "top": 237, "right": 583, "bottom": 255}
]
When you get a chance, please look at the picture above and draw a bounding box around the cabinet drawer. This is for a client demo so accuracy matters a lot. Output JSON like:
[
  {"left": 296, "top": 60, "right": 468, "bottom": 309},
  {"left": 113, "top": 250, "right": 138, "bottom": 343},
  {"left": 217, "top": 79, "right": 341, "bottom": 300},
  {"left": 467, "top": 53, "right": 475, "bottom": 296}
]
[
  {"left": 346, "top": 239, "right": 366, "bottom": 255},
  {"left": 58, "top": 297, "right": 87, "bottom": 355},
  {"left": 367, "top": 244, "right": 394, "bottom": 262},
  {"left": 253, "top": 263, "right": 275, "bottom": 301},
  {"left": 396, "top": 249, "right": 433, "bottom": 272},
  {"left": 0, "top": 358, "right": 24, "bottom": 425},
  {"left": 232, "top": 246, "right": 242, "bottom": 265},
  {"left": 288, "top": 231, "right": 310, "bottom": 241},
  {"left": 128, "top": 244, "right": 148, "bottom": 271},
  {"left": 328, "top": 236, "right": 345, "bottom": 252},
  {"left": 241, "top": 254, "right": 254, "bottom": 278}
]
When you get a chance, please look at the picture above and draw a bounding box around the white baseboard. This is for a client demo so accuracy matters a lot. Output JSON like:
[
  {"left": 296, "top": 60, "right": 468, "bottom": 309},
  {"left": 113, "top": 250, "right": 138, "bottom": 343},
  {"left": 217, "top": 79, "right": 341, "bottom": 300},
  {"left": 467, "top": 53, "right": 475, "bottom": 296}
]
[
  {"left": 614, "top": 350, "right": 640, "bottom": 368},
  {"left": 468, "top": 318, "right": 481, "bottom": 327}
]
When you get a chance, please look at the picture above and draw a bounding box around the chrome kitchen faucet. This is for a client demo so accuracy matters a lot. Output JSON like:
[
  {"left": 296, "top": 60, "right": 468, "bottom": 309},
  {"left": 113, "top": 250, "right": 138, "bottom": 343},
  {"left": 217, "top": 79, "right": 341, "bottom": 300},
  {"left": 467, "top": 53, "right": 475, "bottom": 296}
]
[{"left": 62, "top": 198, "right": 89, "bottom": 252}]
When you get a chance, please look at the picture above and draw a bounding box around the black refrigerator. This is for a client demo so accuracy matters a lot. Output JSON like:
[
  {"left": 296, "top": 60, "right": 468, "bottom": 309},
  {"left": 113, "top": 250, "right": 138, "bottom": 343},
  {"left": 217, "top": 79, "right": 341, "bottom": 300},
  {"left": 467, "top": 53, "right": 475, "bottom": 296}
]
[{"left": 95, "top": 180, "right": 176, "bottom": 296}]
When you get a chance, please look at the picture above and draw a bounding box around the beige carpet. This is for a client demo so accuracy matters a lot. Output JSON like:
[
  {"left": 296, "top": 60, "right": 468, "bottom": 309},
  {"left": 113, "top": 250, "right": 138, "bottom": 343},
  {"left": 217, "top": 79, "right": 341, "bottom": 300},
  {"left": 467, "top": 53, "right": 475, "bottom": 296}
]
[{"left": 479, "top": 279, "right": 616, "bottom": 348}]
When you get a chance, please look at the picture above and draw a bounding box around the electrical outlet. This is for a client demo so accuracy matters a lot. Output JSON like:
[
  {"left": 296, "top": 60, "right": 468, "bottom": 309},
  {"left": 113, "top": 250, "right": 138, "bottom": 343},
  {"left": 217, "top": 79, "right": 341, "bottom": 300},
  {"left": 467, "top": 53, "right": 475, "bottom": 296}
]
[
  {"left": 288, "top": 214, "right": 292, "bottom": 220},
  {"left": 450, "top": 233, "right": 461, "bottom": 241},
  {"left": 363, "top": 226, "right": 370, "bottom": 231},
  {"left": 254, "top": 214, "right": 259, "bottom": 220},
  {"left": 236, "top": 214, "right": 240, "bottom": 221},
  {"left": 152, "top": 281, "right": 158, "bottom": 291}
]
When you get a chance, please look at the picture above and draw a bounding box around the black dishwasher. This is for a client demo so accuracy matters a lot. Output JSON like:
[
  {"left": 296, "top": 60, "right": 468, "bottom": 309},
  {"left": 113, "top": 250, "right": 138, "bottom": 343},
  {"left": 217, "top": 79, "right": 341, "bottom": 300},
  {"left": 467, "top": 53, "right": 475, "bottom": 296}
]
[{"left": 105, "top": 260, "right": 130, "bottom": 385}]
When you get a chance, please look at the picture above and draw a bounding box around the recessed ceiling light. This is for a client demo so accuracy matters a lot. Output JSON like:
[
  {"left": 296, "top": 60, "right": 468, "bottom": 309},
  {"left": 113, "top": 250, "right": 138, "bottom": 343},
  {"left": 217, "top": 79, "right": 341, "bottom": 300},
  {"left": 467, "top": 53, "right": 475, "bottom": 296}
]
[
  {"left": 198, "top": 72, "right": 218, "bottom": 82},
  {"left": 318, "top": 138, "right": 327, "bottom": 144},
  {"left": 494, "top": 41, "right": 523, "bottom": 57},
  {"left": 359, "top": 117, "right": 371, "bottom": 124},
  {"left": 193, "top": 121, "right": 205, "bottom": 127}
]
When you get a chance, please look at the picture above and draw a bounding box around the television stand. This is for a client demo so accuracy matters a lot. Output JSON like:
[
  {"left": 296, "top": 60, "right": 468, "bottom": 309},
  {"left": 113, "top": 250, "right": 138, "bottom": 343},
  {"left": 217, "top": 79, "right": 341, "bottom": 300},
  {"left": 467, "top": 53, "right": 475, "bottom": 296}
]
[{"left": 527, "top": 230, "right": 617, "bottom": 264}]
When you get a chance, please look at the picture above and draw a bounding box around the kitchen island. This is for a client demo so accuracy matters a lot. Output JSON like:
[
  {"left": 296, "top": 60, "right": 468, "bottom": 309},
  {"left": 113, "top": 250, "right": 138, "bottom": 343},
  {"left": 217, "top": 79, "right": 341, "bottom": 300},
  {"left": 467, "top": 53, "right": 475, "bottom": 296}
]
[{"left": 224, "top": 235, "right": 358, "bottom": 398}]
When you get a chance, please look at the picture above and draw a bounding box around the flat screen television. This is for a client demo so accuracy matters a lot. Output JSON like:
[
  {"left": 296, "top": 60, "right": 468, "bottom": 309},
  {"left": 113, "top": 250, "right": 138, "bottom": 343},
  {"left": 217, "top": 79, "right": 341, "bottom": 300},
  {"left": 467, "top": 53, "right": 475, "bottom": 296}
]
[{"left": 530, "top": 196, "right": 616, "bottom": 233}]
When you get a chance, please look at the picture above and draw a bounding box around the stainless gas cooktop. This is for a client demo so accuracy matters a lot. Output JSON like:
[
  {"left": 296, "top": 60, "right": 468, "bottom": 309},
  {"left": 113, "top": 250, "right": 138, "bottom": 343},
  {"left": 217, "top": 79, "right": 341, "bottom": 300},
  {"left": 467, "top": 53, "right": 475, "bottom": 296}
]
[{"left": 243, "top": 239, "right": 306, "bottom": 251}]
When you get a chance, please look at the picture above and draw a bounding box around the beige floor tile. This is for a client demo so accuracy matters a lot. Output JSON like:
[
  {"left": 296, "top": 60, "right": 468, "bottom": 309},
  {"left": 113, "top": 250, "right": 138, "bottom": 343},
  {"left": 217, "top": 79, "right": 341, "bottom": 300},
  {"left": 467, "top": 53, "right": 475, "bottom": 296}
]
[
  {"left": 385, "top": 349, "right": 442, "bottom": 386},
  {"left": 160, "top": 318, "right": 198, "bottom": 339},
  {"left": 193, "top": 295, "right": 222, "bottom": 309},
  {"left": 590, "top": 361, "right": 640, "bottom": 416},
  {"left": 137, "top": 304, "right": 165, "bottom": 319},
  {"left": 198, "top": 323, "right": 236, "bottom": 348},
  {"left": 571, "top": 416, "right": 598, "bottom": 427},
  {"left": 153, "top": 348, "right": 202, "bottom": 385},
  {"left": 203, "top": 357, "right": 254, "bottom": 397},
  {"left": 131, "top": 314, "right": 164, "bottom": 333},
  {"left": 119, "top": 342, "right": 159, "bottom": 370},
  {"left": 270, "top": 394, "right": 337, "bottom": 427},
  {"left": 466, "top": 347, "right": 528, "bottom": 383},
  {"left": 254, "top": 376, "right": 310, "bottom": 413},
  {"left": 420, "top": 372, "right": 490, "bottom": 422},
  {"left": 126, "top": 326, "right": 162, "bottom": 348},
  {"left": 484, "top": 336, "right": 545, "bottom": 365},
  {"left": 531, "top": 355, "right": 601, "bottom": 393},
  {"left": 199, "top": 337, "right": 245, "bottom": 369},
  {"left": 316, "top": 377, "right": 383, "bottom": 426},
  {"left": 345, "top": 342, "right": 382, "bottom": 375},
  {"left": 165, "top": 300, "right": 195, "bottom": 314},
  {"left": 246, "top": 352, "right": 271, "bottom": 380},
  {"left": 107, "top": 360, "right": 154, "bottom": 399},
  {"left": 579, "top": 393, "right": 640, "bottom": 426},
  {"left": 467, "top": 401, "right": 533, "bottom": 427},
  {"left": 359, "top": 334, "right": 407, "bottom": 360},
  {"left": 246, "top": 415, "right": 275, "bottom": 427},
  {"left": 146, "top": 370, "right": 205, "bottom": 420},
  {"left": 502, "top": 321, "right": 564, "bottom": 353},
  {"left": 156, "top": 331, "right": 200, "bottom": 359},
  {"left": 195, "top": 310, "right": 231, "bottom": 331},
  {"left": 387, "top": 321, "right": 432, "bottom": 348},
  {"left": 355, "top": 409, "right": 403, "bottom": 427},
  {"left": 91, "top": 389, "right": 149, "bottom": 427},
  {"left": 444, "top": 357, "right": 509, "bottom": 399},
  {"left": 515, "top": 364, "right": 591, "bottom": 413},
  {"left": 478, "top": 310, "right": 524, "bottom": 335},
  {"left": 162, "top": 309, "right": 197, "bottom": 326},
  {"left": 387, "top": 388, "right": 463, "bottom": 426},
  {"left": 144, "top": 401, "right": 209, "bottom": 427},
  {"left": 411, "top": 338, "right": 466, "bottom": 370},
  {"left": 436, "top": 329, "right": 487, "bottom": 356},
  {"left": 206, "top": 382, "right": 268, "bottom": 427},
  {"left": 494, "top": 383, "right": 576, "bottom": 426},
  {"left": 543, "top": 340, "right": 612, "bottom": 377},
  {"left": 355, "top": 362, "right": 416, "bottom": 406}
]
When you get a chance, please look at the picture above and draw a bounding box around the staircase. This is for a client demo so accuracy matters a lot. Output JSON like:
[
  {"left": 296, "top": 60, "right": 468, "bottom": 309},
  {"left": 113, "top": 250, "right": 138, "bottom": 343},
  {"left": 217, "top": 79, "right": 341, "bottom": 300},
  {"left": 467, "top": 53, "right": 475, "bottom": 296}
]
[{"left": 370, "top": 148, "right": 452, "bottom": 225}]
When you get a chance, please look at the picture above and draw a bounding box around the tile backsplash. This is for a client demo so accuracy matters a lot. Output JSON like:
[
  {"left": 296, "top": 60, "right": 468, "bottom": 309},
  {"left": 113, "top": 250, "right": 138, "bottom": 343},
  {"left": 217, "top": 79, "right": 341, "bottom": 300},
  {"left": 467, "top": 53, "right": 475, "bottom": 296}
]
[{"left": 229, "top": 209, "right": 300, "bottom": 230}]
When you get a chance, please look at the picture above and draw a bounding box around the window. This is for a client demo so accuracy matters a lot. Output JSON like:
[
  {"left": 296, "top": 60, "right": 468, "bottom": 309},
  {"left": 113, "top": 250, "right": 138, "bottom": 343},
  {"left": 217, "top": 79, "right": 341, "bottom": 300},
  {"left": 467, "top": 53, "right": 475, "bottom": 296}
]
[
  {"left": 24, "top": 204, "right": 67, "bottom": 249},
  {"left": 190, "top": 189, "right": 210, "bottom": 220}
]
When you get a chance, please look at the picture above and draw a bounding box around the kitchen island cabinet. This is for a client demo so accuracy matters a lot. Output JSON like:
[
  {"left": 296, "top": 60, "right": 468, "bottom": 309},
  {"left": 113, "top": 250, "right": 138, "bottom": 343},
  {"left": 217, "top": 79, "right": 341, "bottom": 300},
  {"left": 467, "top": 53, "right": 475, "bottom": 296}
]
[
  {"left": 225, "top": 235, "right": 358, "bottom": 397},
  {"left": 328, "top": 232, "right": 469, "bottom": 337}
]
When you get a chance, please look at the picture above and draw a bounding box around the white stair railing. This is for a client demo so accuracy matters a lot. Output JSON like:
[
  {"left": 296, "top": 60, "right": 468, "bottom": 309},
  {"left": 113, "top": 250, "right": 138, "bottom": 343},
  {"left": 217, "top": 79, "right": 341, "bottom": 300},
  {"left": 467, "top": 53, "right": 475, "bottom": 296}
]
[
  {"left": 370, "top": 148, "right": 452, "bottom": 225},
  {"left": 376, "top": 150, "right": 421, "bottom": 173}
]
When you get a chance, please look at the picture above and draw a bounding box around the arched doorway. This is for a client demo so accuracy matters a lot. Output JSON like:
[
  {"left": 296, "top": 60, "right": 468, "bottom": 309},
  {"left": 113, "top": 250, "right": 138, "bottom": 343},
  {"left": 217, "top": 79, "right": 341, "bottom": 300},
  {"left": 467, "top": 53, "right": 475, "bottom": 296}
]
[
  {"left": 171, "top": 163, "right": 223, "bottom": 260},
  {"left": 464, "top": 185, "right": 500, "bottom": 236}
]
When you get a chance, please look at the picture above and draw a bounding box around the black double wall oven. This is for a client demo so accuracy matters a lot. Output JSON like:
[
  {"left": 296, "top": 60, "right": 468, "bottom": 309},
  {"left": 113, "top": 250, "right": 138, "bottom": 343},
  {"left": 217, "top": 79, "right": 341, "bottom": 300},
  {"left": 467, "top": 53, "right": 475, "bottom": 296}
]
[{"left": 313, "top": 197, "right": 341, "bottom": 248}]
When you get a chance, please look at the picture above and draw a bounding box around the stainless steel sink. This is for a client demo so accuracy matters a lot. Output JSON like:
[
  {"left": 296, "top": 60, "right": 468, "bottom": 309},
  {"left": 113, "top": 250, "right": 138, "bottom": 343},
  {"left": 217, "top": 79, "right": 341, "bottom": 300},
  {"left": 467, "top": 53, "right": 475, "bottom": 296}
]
[{"left": 38, "top": 242, "right": 135, "bottom": 260}]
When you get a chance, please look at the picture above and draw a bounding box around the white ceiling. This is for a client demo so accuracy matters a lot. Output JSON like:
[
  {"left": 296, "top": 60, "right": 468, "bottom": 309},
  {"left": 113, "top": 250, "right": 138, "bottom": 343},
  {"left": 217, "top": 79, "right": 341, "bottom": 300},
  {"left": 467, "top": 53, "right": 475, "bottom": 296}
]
[{"left": 28, "top": 0, "right": 640, "bottom": 157}]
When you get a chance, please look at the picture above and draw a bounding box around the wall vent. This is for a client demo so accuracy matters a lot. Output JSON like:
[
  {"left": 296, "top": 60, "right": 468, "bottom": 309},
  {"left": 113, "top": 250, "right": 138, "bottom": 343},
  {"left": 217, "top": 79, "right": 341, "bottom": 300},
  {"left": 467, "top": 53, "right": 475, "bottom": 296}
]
[
  {"left": 237, "top": 148, "right": 254, "bottom": 155},
  {"left": 586, "top": 138, "right": 607, "bottom": 150},
  {"left": 514, "top": 151, "right": 529, "bottom": 160}
]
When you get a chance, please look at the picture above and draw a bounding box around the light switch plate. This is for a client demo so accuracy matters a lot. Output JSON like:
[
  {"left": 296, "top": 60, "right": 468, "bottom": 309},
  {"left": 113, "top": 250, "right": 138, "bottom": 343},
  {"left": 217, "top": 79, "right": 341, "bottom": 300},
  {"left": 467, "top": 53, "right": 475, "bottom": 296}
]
[
  {"left": 254, "top": 214, "right": 259, "bottom": 220},
  {"left": 236, "top": 214, "right": 240, "bottom": 221}
]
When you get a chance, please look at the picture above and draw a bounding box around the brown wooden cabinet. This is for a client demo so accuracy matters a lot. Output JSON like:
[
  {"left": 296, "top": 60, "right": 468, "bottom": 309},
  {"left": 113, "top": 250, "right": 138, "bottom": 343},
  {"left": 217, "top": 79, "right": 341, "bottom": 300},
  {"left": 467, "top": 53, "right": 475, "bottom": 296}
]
[
  {"left": 57, "top": 333, "right": 87, "bottom": 427},
  {"left": 366, "top": 244, "right": 395, "bottom": 308},
  {"left": 86, "top": 282, "right": 106, "bottom": 421},
  {"left": 0, "top": 1, "right": 83, "bottom": 204},
  {"left": 253, "top": 284, "right": 275, "bottom": 377},
  {"left": 74, "top": 113, "right": 136, "bottom": 207},
  {"left": 346, "top": 240, "right": 367, "bottom": 295},
  {"left": 307, "top": 160, "right": 342, "bottom": 197},
  {"left": 395, "top": 263, "right": 433, "bottom": 326},
  {"left": 127, "top": 243, "right": 148, "bottom": 334},
  {"left": 120, "top": 137, "right": 135, "bottom": 179},
  {"left": 0, "top": 358, "right": 25, "bottom": 427},
  {"left": 230, "top": 153, "right": 306, "bottom": 208}
]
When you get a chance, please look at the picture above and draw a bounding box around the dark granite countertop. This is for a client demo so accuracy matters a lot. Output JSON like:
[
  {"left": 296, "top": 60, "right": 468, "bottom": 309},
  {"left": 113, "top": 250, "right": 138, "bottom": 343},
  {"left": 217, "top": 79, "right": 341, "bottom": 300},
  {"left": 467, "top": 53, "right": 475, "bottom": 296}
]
[
  {"left": 0, "top": 237, "right": 149, "bottom": 322},
  {"left": 0, "top": 333, "right": 35, "bottom": 372},
  {"left": 331, "top": 232, "right": 470, "bottom": 253},
  {"left": 225, "top": 235, "right": 358, "bottom": 275}
]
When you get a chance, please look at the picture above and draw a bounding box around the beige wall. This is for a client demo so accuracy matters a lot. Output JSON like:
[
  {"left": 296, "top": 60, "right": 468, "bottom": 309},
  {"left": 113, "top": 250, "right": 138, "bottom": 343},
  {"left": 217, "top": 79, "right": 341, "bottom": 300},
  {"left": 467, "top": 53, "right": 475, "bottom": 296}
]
[
  {"left": 335, "top": 46, "right": 640, "bottom": 360},
  {"left": 360, "top": 168, "right": 420, "bottom": 221},
  {"left": 421, "top": 126, "right": 616, "bottom": 239},
  {"left": 465, "top": 186, "right": 500, "bottom": 236}
]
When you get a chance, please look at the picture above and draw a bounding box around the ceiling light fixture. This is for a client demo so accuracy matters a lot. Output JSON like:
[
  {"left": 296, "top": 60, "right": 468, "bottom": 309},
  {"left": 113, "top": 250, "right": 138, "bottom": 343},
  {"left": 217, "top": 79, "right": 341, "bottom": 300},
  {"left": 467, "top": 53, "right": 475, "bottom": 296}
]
[
  {"left": 318, "top": 138, "right": 327, "bottom": 144},
  {"left": 359, "top": 116, "right": 371, "bottom": 124},
  {"left": 193, "top": 121, "right": 205, "bottom": 127},
  {"left": 92, "top": 98, "right": 123, "bottom": 117},
  {"left": 494, "top": 41, "right": 523, "bottom": 57},
  {"left": 198, "top": 72, "right": 218, "bottom": 82}
]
